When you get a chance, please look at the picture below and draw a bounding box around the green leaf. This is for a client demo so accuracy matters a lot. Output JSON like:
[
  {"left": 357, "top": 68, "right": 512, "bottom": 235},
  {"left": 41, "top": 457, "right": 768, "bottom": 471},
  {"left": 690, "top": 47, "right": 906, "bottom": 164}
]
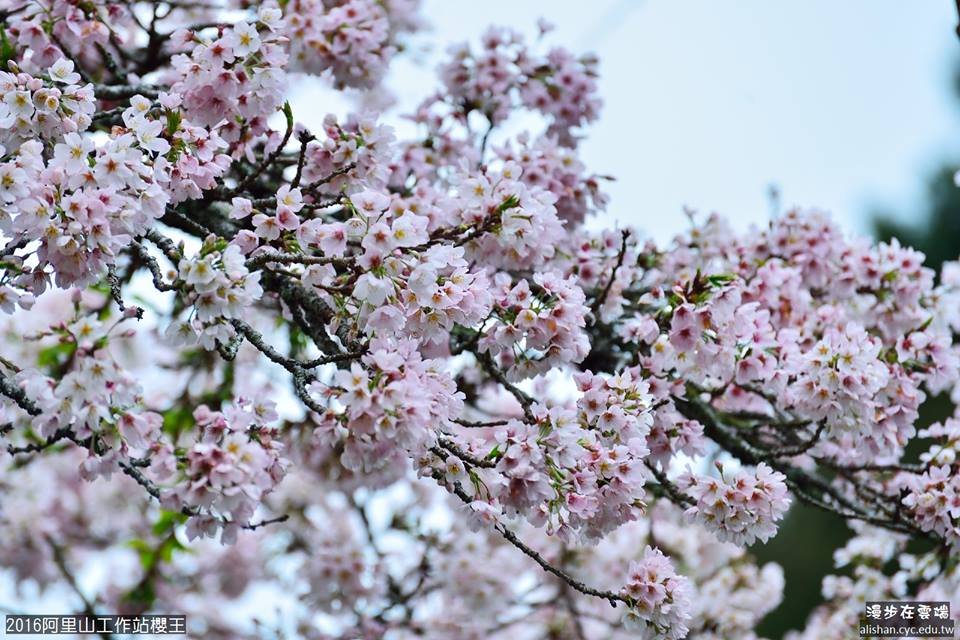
[
  {"left": 497, "top": 194, "right": 521, "bottom": 213},
  {"left": 126, "top": 538, "right": 155, "bottom": 570},
  {"left": 36, "top": 341, "right": 77, "bottom": 375},
  {"left": 165, "top": 108, "right": 182, "bottom": 136},
  {"left": 152, "top": 509, "right": 188, "bottom": 536},
  {"left": 123, "top": 581, "right": 155, "bottom": 607},
  {"left": 158, "top": 535, "right": 186, "bottom": 563},
  {"left": 0, "top": 29, "right": 16, "bottom": 71},
  {"left": 162, "top": 405, "right": 195, "bottom": 438},
  {"left": 707, "top": 273, "right": 735, "bottom": 286}
]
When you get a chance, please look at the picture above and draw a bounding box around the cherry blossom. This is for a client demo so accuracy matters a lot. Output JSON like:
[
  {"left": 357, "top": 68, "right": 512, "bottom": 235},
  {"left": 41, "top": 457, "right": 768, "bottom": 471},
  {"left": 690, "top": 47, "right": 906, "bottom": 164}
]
[
  {"left": 621, "top": 546, "right": 692, "bottom": 639},
  {"left": 0, "top": 2, "right": 957, "bottom": 638},
  {"left": 286, "top": 0, "right": 421, "bottom": 88},
  {"left": 679, "top": 463, "right": 792, "bottom": 546}
]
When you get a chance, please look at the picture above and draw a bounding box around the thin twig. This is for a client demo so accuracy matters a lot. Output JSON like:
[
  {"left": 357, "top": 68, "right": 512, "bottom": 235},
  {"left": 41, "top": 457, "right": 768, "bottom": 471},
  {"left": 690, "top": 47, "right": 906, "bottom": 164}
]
[
  {"left": 232, "top": 103, "right": 294, "bottom": 195},
  {"left": 435, "top": 438, "right": 497, "bottom": 469},
  {"left": 644, "top": 461, "right": 694, "bottom": 507},
  {"left": 46, "top": 536, "right": 113, "bottom": 640},
  {"left": 590, "top": 229, "right": 630, "bottom": 319},
  {"left": 441, "top": 474, "right": 629, "bottom": 608},
  {"left": 291, "top": 131, "right": 315, "bottom": 188},
  {"left": 474, "top": 350, "right": 535, "bottom": 423}
]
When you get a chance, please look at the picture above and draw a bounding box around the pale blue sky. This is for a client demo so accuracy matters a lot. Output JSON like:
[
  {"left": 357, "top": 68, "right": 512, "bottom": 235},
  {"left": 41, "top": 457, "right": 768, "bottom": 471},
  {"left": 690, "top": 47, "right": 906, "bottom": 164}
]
[{"left": 311, "top": 0, "right": 960, "bottom": 242}]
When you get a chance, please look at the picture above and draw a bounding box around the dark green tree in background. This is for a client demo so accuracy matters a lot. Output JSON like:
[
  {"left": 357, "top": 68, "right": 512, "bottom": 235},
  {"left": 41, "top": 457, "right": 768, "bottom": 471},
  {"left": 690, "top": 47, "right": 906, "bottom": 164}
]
[
  {"left": 874, "top": 161, "right": 960, "bottom": 272},
  {"left": 753, "top": 61, "right": 960, "bottom": 640},
  {"left": 874, "top": 63, "right": 960, "bottom": 272}
]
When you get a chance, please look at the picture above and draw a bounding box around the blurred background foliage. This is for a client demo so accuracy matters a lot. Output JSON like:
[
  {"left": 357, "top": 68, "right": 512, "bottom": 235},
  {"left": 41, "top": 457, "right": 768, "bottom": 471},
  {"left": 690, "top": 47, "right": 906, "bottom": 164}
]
[{"left": 874, "top": 63, "right": 960, "bottom": 274}]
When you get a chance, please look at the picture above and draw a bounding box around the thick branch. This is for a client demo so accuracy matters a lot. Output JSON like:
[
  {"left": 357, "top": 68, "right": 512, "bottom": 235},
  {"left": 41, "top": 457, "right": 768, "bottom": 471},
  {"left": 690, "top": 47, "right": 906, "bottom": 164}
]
[
  {"left": 0, "top": 374, "right": 40, "bottom": 416},
  {"left": 674, "top": 394, "right": 933, "bottom": 539}
]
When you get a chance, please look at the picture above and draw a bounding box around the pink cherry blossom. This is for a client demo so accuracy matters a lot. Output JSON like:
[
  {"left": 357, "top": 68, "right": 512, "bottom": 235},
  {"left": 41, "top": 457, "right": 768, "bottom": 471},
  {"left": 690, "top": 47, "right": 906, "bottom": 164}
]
[{"left": 0, "top": 4, "right": 956, "bottom": 639}]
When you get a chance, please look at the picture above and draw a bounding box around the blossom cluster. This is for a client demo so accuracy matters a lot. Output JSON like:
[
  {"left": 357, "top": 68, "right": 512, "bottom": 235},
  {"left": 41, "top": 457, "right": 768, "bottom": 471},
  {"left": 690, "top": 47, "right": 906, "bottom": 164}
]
[
  {"left": 1, "top": 1, "right": 123, "bottom": 73},
  {"left": 453, "top": 163, "right": 565, "bottom": 270},
  {"left": 439, "top": 26, "right": 601, "bottom": 143},
  {"left": 368, "top": 243, "right": 492, "bottom": 344},
  {"left": 300, "top": 112, "right": 397, "bottom": 193},
  {"left": 494, "top": 133, "right": 610, "bottom": 224},
  {"left": 160, "top": 398, "right": 289, "bottom": 543},
  {"left": 621, "top": 546, "right": 692, "bottom": 640},
  {"left": 561, "top": 368, "right": 656, "bottom": 539},
  {"left": 169, "top": 8, "right": 288, "bottom": 138},
  {"left": 10, "top": 310, "right": 162, "bottom": 476},
  {"left": 167, "top": 241, "right": 264, "bottom": 349},
  {"left": 0, "top": 107, "right": 169, "bottom": 290},
  {"left": 900, "top": 465, "right": 960, "bottom": 544},
  {"left": 478, "top": 271, "right": 590, "bottom": 380},
  {"left": 450, "top": 368, "right": 655, "bottom": 544},
  {"left": 292, "top": 192, "right": 495, "bottom": 348},
  {"left": 643, "top": 388, "right": 706, "bottom": 466},
  {"left": 0, "top": 60, "right": 94, "bottom": 153},
  {"left": 1, "top": 1, "right": 959, "bottom": 638},
  {"left": 285, "top": 0, "right": 421, "bottom": 88},
  {"left": 678, "top": 463, "right": 791, "bottom": 546},
  {"left": 160, "top": 109, "right": 233, "bottom": 204},
  {"left": 788, "top": 323, "right": 890, "bottom": 437},
  {"left": 312, "top": 337, "right": 464, "bottom": 479},
  {"left": 624, "top": 209, "right": 960, "bottom": 466}
]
